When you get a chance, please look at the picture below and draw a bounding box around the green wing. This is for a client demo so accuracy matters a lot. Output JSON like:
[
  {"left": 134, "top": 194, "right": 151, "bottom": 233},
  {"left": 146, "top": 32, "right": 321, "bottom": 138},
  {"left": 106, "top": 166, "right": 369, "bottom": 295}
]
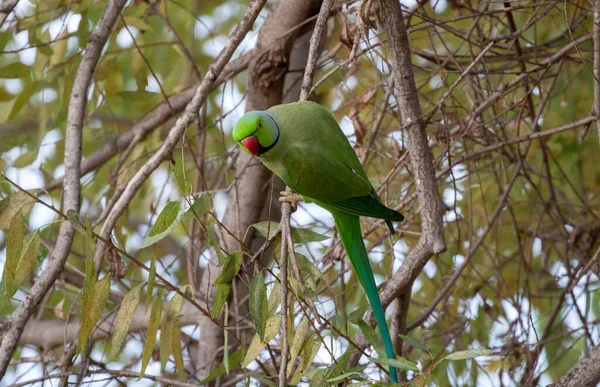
[{"left": 266, "top": 101, "right": 402, "bottom": 230}]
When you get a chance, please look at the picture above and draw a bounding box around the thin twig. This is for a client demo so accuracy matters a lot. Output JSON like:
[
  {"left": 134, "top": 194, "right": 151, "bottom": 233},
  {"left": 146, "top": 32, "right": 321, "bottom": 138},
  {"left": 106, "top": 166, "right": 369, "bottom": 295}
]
[
  {"left": 95, "top": 0, "right": 267, "bottom": 267},
  {"left": 0, "top": 0, "right": 128, "bottom": 378}
]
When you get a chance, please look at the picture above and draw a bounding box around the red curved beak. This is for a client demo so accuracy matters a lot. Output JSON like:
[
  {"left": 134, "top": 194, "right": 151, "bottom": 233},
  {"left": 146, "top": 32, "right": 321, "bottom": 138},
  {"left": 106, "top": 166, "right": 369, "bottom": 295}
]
[{"left": 241, "top": 136, "right": 259, "bottom": 156}]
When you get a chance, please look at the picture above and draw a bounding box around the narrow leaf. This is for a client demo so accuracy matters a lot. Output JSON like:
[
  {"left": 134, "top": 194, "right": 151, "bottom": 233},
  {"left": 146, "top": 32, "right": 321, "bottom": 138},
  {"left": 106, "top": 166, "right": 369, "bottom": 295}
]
[
  {"left": 207, "top": 225, "right": 224, "bottom": 264},
  {"left": 199, "top": 348, "right": 246, "bottom": 384},
  {"left": 357, "top": 319, "right": 386, "bottom": 359},
  {"left": 171, "top": 319, "right": 185, "bottom": 380},
  {"left": 4, "top": 212, "right": 24, "bottom": 296},
  {"left": 140, "top": 201, "right": 185, "bottom": 248},
  {"left": 368, "top": 356, "right": 420, "bottom": 372},
  {"left": 348, "top": 304, "right": 368, "bottom": 324},
  {"left": 443, "top": 348, "right": 493, "bottom": 361},
  {"left": 214, "top": 251, "right": 243, "bottom": 285},
  {"left": 398, "top": 334, "right": 427, "bottom": 352},
  {"left": 290, "top": 339, "right": 320, "bottom": 385},
  {"left": 183, "top": 195, "right": 211, "bottom": 219},
  {"left": 108, "top": 284, "right": 142, "bottom": 359},
  {"left": 249, "top": 272, "right": 266, "bottom": 340},
  {"left": 145, "top": 255, "right": 156, "bottom": 312},
  {"left": 287, "top": 318, "right": 309, "bottom": 376},
  {"left": 160, "top": 293, "right": 185, "bottom": 369},
  {"left": 241, "top": 315, "right": 281, "bottom": 368},
  {"left": 8, "top": 82, "right": 35, "bottom": 120},
  {"left": 139, "top": 295, "right": 162, "bottom": 379},
  {"left": 211, "top": 284, "right": 231, "bottom": 318},
  {"left": 253, "top": 221, "right": 329, "bottom": 243},
  {"left": 15, "top": 230, "right": 40, "bottom": 286},
  {"left": 0, "top": 62, "right": 31, "bottom": 78},
  {"left": 13, "top": 151, "right": 37, "bottom": 168},
  {"left": 267, "top": 283, "right": 281, "bottom": 316},
  {"left": 78, "top": 275, "right": 110, "bottom": 354},
  {"left": 0, "top": 190, "right": 38, "bottom": 229},
  {"left": 326, "top": 372, "right": 368, "bottom": 383}
]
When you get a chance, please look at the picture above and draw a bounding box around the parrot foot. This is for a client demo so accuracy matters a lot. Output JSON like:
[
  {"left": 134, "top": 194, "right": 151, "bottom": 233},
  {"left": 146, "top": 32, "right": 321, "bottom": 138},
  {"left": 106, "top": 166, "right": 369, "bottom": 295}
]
[{"left": 279, "top": 191, "right": 303, "bottom": 212}]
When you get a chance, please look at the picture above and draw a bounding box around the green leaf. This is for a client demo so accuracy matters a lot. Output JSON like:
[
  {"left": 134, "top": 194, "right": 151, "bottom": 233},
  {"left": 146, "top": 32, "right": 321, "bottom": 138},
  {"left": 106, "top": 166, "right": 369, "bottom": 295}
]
[
  {"left": 326, "top": 348, "right": 352, "bottom": 382},
  {"left": 211, "top": 284, "right": 230, "bottom": 318},
  {"left": 252, "top": 221, "right": 329, "bottom": 243},
  {"left": 183, "top": 195, "right": 211, "bottom": 219},
  {"left": 357, "top": 319, "right": 386, "bottom": 359},
  {"left": 368, "top": 356, "right": 420, "bottom": 372},
  {"left": 249, "top": 272, "right": 266, "bottom": 340},
  {"left": 145, "top": 255, "right": 156, "bottom": 312},
  {"left": 14, "top": 229, "right": 40, "bottom": 287},
  {"left": 442, "top": 348, "right": 493, "bottom": 361},
  {"left": 241, "top": 314, "right": 281, "bottom": 368},
  {"left": 0, "top": 62, "right": 31, "bottom": 78},
  {"left": 290, "top": 339, "right": 320, "bottom": 385},
  {"left": 207, "top": 225, "right": 224, "bottom": 264},
  {"left": 139, "top": 294, "right": 162, "bottom": 379},
  {"left": 199, "top": 348, "right": 246, "bottom": 384},
  {"left": 348, "top": 304, "right": 368, "bottom": 324},
  {"left": 252, "top": 375, "right": 277, "bottom": 386},
  {"left": 296, "top": 253, "right": 324, "bottom": 280},
  {"left": 287, "top": 318, "right": 309, "bottom": 376},
  {"left": 214, "top": 251, "right": 243, "bottom": 285},
  {"left": 267, "top": 283, "right": 281, "bottom": 316},
  {"left": 108, "top": 284, "right": 142, "bottom": 359},
  {"left": 8, "top": 81, "right": 35, "bottom": 119},
  {"left": 78, "top": 275, "right": 111, "bottom": 354},
  {"left": 0, "top": 190, "right": 38, "bottom": 229},
  {"left": 84, "top": 218, "right": 96, "bottom": 281},
  {"left": 171, "top": 319, "right": 185, "bottom": 380},
  {"left": 140, "top": 201, "right": 185, "bottom": 248},
  {"left": 160, "top": 292, "right": 185, "bottom": 369},
  {"left": 4, "top": 213, "right": 24, "bottom": 297},
  {"left": 326, "top": 372, "right": 368, "bottom": 383},
  {"left": 13, "top": 151, "right": 37, "bottom": 168},
  {"left": 398, "top": 334, "right": 427, "bottom": 352},
  {"left": 67, "top": 210, "right": 86, "bottom": 234}
]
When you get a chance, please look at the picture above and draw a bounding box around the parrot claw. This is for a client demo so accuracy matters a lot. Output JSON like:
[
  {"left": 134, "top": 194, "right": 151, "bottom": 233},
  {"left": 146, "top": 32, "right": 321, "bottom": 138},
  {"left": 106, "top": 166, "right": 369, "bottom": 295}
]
[{"left": 279, "top": 191, "right": 303, "bottom": 212}]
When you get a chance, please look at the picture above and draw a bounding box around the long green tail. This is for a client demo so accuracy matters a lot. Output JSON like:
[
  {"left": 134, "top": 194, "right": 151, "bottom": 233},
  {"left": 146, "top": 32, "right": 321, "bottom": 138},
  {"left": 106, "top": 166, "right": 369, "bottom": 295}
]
[{"left": 332, "top": 210, "right": 398, "bottom": 383}]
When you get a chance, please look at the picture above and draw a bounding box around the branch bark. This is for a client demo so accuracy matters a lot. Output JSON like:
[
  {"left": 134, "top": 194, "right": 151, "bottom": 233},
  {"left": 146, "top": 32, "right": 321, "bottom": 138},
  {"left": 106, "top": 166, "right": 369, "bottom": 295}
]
[
  {"left": 378, "top": 0, "right": 446, "bottom": 306},
  {"left": 0, "top": 0, "right": 127, "bottom": 378},
  {"left": 348, "top": 0, "right": 447, "bottom": 372},
  {"left": 549, "top": 344, "right": 600, "bottom": 387},
  {"left": 594, "top": 0, "right": 600, "bottom": 147},
  {"left": 0, "top": 0, "right": 18, "bottom": 27},
  {"left": 6, "top": 303, "right": 201, "bottom": 349}
]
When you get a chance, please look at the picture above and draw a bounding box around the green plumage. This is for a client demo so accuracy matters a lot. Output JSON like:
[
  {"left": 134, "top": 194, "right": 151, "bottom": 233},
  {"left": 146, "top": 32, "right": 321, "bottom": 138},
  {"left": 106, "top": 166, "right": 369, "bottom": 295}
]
[{"left": 233, "top": 101, "right": 403, "bottom": 382}]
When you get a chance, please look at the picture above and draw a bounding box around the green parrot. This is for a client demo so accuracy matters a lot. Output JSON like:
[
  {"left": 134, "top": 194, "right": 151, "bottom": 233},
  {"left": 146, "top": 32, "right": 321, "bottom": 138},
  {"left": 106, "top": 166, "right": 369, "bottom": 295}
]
[{"left": 232, "top": 101, "right": 403, "bottom": 383}]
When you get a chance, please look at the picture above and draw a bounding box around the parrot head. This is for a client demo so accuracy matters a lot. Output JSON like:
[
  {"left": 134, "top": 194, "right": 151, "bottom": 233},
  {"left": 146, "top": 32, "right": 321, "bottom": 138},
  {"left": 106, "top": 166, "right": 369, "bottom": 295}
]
[{"left": 232, "top": 111, "right": 279, "bottom": 156}]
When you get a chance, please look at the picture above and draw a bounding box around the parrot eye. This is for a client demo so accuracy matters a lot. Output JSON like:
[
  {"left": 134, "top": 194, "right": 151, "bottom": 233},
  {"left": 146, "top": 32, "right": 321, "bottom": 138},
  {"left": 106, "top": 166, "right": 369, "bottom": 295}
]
[{"left": 258, "top": 122, "right": 262, "bottom": 128}]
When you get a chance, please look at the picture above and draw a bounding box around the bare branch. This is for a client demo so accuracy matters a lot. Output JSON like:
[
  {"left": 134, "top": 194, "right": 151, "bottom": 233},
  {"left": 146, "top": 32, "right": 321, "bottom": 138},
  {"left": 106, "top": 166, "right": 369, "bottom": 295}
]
[
  {"left": 0, "top": 0, "right": 18, "bottom": 27},
  {"left": 548, "top": 344, "right": 600, "bottom": 387},
  {"left": 378, "top": 0, "right": 446, "bottom": 302}
]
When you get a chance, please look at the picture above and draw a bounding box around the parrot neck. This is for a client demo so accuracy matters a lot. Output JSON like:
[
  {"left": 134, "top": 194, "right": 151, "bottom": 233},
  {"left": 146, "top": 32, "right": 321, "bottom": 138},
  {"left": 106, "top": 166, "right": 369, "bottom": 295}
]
[{"left": 257, "top": 112, "right": 280, "bottom": 155}]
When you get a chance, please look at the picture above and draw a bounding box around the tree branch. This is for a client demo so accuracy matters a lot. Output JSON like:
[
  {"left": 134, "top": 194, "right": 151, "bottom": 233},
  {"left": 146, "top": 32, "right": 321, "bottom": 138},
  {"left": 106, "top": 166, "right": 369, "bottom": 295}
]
[
  {"left": 96, "top": 0, "right": 267, "bottom": 261},
  {"left": 0, "top": 0, "right": 127, "bottom": 378},
  {"left": 548, "top": 344, "right": 600, "bottom": 387}
]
